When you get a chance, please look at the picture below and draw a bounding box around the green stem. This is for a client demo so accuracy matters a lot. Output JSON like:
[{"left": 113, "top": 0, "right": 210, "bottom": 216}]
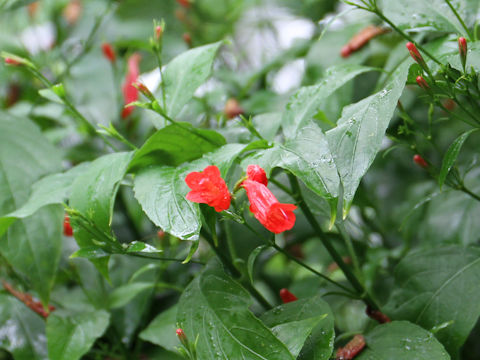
[
  {"left": 458, "top": 185, "right": 480, "bottom": 203},
  {"left": 445, "top": 0, "right": 473, "bottom": 40},
  {"left": 336, "top": 223, "right": 361, "bottom": 276},
  {"left": 287, "top": 174, "right": 379, "bottom": 310},
  {"left": 125, "top": 252, "right": 205, "bottom": 265}
]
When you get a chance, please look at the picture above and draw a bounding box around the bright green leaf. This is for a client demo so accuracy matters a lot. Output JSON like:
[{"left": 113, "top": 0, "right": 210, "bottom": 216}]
[
  {"left": 140, "top": 305, "right": 179, "bottom": 352},
  {"left": 177, "top": 259, "right": 295, "bottom": 359},
  {"left": 108, "top": 282, "right": 154, "bottom": 309}
]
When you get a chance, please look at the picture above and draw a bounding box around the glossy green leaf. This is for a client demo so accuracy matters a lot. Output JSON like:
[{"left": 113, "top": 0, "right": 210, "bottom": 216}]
[
  {"left": 245, "top": 122, "right": 340, "bottom": 200},
  {"left": 0, "top": 114, "right": 63, "bottom": 305},
  {"left": 261, "top": 296, "right": 334, "bottom": 360},
  {"left": 134, "top": 144, "right": 246, "bottom": 240},
  {"left": 385, "top": 246, "right": 480, "bottom": 355},
  {"left": 140, "top": 305, "right": 179, "bottom": 352},
  {"left": 46, "top": 310, "right": 110, "bottom": 360},
  {"left": 438, "top": 129, "right": 478, "bottom": 188},
  {"left": 357, "top": 321, "right": 449, "bottom": 360},
  {"left": 177, "top": 260, "right": 294, "bottom": 359},
  {"left": 129, "top": 122, "right": 226, "bottom": 170},
  {"left": 0, "top": 163, "right": 90, "bottom": 236},
  {"left": 70, "top": 152, "right": 134, "bottom": 248},
  {"left": 0, "top": 294, "right": 48, "bottom": 360},
  {"left": 381, "top": 0, "right": 477, "bottom": 35},
  {"left": 282, "top": 64, "right": 373, "bottom": 138},
  {"left": 247, "top": 245, "right": 268, "bottom": 284},
  {"left": 162, "top": 41, "right": 223, "bottom": 118},
  {"left": 326, "top": 61, "right": 410, "bottom": 214}
]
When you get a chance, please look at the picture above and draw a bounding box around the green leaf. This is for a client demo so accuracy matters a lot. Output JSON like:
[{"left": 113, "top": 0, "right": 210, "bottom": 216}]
[
  {"left": 381, "top": 0, "right": 476, "bottom": 35},
  {"left": 385, "top": 246, "right": 480, "bottom": 355},
  {"left": 70, "top": 152, "right": 134, "bottom": 248},
  {"left": 134, "top": 144, "right": 246, "bottom": 240},
  {"left": 125, "top": 241, "right": 162, "bottom": 253},
  {"left": 140, "top": 305, "right": 179, "bottom": 352},
  {"left": 326, "top": 61, "right": 410, "bottom": 214},
  {"left": 261, "top": 296, "right": 334, "bottom": 360},
  {"left": 162, "top": 41, "right": 223, "bottom": 119},
  {"left": 177, "top": 259, "right": 295, "bottom": 359},
  {"left": 282, "top": 64, "right": 373, "bottom": 138},
  {"left": 129, "top": 122, "right": 226, "bottom": 170},
  {"left": 108, "top": 282, "right": 155, "bottom": 309},
  {"left": 357, "top": 321, "right": 449, "bottom": 360},
  {"left": 0, "top": 114, "right": 63, "bottom": 305},
  {"left": 0, "top": 163, "right": 89, "bottom": 236},
  {"left": 46, "top": 310, "right": 110, "bottom": 360},
  {"left": 438, "top": 129, "right": 478, "bottom": 188},
  {"left": 245, "top": 122, "right": 340, "bottom": 200},
  {"left": 0, "top": 294, "right": 48, "bottom": 360},
  {"left": 247, "top": 245, "right": 269, "bottom": 284}
]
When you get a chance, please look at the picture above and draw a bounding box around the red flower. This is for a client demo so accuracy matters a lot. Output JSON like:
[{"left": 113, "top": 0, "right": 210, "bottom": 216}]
[
  {"left": 101, "top": 43, "right": 116, "bottom": 63},
  {"left": 246, "top": 164, "right": 268, "bottom": 186},
  {"left": 185, "top": 165, "right": 231, "bottom": 212},
  {"left": 279, "top": 288, "right": 298, "bottom": 303},
  {"left": 413, "top": 154, "right": 428, "bottom": 168},
  {"left": 416, "top": 75, "right": 429, "bottom": 91},
  {"left": 121, "top": 53, "right": 141, "bottom": 118},
  {"left": 242, "top": 180, "right": 296, "bottom": 234},
  {"left": 63, "top": 215, "right": 73, "bottom": 236}
]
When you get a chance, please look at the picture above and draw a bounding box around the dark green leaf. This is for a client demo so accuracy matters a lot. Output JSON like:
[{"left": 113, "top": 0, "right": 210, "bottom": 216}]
[
  {"left": 108, "top": 282, "right": 154, "bottom": 309},
  {"left": 46, "top": 310, "right": 110, "bottom": 360},
  {"left": 177, "top": 259, "right": 295, "bottom": 359},
  {"left": 282, "top": 64, "right": 373, "bottom": 138},
  {"left": 129, "top": 122, "right": 226, "bottom": 170},
  {"left": 0, "top": 294, "right": 47, "bottom": 360},
  {"left": 247, "top": 245, "right": 269, "bottom": 284},
  {"left": 261, "top": 296, "right": 334, "bottom": 360},
  {"left": 438, "top": 129, "right": 478, "bottom": 188},
  {"left": 0, "top": 114, "right": 63, "bottom": 305},
  {"left": 357, "top": 321, "right": 449, "bottom": 360},
  {"left": 385, "top": 246, "right": 480, "bottom": 355},
  {"left": 326, "top": 61, "right": 410, "bottom": 214}
]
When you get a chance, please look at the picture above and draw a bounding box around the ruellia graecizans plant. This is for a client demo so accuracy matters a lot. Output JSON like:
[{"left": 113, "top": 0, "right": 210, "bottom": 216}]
[{"left": 1, "top": 0, "right": 480, "bottom": 359}]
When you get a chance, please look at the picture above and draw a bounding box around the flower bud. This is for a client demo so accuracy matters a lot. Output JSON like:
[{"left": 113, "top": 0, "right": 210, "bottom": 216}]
[
  {"left": 416, "top": 75, "right": 429, "bottom": 91},
  {"left": 340, "top": 45, "right": 351, "bottom": 58},
  {"left": 176, "top": 328, "right": 188, "bottom": 347},
  {"left": 413, "top": 154, "right": 428, "bottom": 168},
  {"left": 133, "top": 82, "right": 155, "bottom": 102},
  {"left": 177, "top": 0, "right": 191, "bottom": 8},
  {"left": 4, "top": 58, "right": 21, "bottom": 66},
  {"left": 183, "top": 32, "right": 192, "bottom": 47},
  {"left": 224, "top": 98, "right": 243, "bottom": 119},
  {"left": 101, "top": 43, "right": 116, "bottom": 63},
  {"left": 155, "top": 25, "right": 163, "bottom": 40},
  {"left": 458, "top": 37, "right": 467, "bottom": 70},
  {"left": 63, "top": 215, "right": 73, "bottom": 236},
  {"left": 406, "top": 42, "right": 426, "bottom": 68},
  {"left": 279, "top": 288, "right": 298, "bottom": 303}
]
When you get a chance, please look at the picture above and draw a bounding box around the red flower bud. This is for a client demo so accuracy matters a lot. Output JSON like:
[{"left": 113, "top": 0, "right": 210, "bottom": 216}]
[
  {"left": 176, "top": 0, "right": 191, "bottom": 8},
  {"left": 155, "top": 25, "right": 163, "bottom": 40},
  {"left": 101, "top": 43, "right": 116, "bottom": 63},
  {"left": 246, "top": 164, "right": 268, "bottom": 186},
  {"left": 279, "top": 288, "right": 298, "bottom": 303},
  {"left": 406, "top": 42, "right": 425, "bottom": 65},
  {"left": 63, "top": 215, "right": 73, "bottom": 236},
  {"left": 224, "top": 98, "right": 244, "bottom": 119},
  {"left": 4, "top": 58, "right": 21, "bottom": 66},
  {"left": 340, "top": 25, "right": 389, "bottom": 58},
  {"left": 183, "top": 32, "right": 192, "bottom": 47},
  {"left": 185, "top": 165, "right": 231, "bottom": 212},
  {"left": 416, "top": 75, "right": 429, "bottom": 90},
  {"left": 133, "top": 81, "right": 154, "bottom": 101},
  {"left": 413, "top": 154, "right": 428, "bottom": 168},
  {"left": 458, "top": 37, "right": 467, "bottom": 70},
  {"left": 340, "top": 45, "right": 351, "bottom": 58},
  {"left": 242, "top": 180, "right": 296, "bottom": 234},
  {"left": 336, "top": 335, "right": 366, "bottom": 360},
  {"left": 366, "top": 305, "right": 391, "bottom": 324},
  {"left": 122, "top": 53, "right": 141, "bottom": 118},
  {"left": 157, "top": 230, "right": 165, "bottom": 239},
  {"left": 176, "top": 328, "right": 188, "bottom": 347}
]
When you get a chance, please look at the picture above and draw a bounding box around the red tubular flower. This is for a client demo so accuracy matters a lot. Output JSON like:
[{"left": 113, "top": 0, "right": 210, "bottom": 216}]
[
  {"left": 121, "top": 53, "right": 141, "bottom": 118},
  {"left": 185, "top": 165, "right": 231, "bottom": 212},
  {"left": 406, "top": 42, "right": 426, "bottom": 68},
  {"left": 279, "top": 288, "right": 298, "bottom": 303},
  {"left": 413, "top": 154, "right": 428, "bottom": 168},
  {"left": 242, "top": 180, "right": 296, "bottom": 234},
  {"left": 416, "top": 75, "right": 429, "bottom": 90},
  {"left": 101, "top": 43, "right": 116, "bottom": 63},
  {"left": 176, "top": 0, "right": 191, "bottom": 8},
  {"left": 246, "top": 164, "right": 268, "bottom": 186},
  {"left": 340, "top": 25, "right": 389, "bottom": 58},
  {"left": 336, "top": 335, "right": 366, "bottom": 360},
  {"left": 63, "top": 215, "right": 73, "bottom": 236}
]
